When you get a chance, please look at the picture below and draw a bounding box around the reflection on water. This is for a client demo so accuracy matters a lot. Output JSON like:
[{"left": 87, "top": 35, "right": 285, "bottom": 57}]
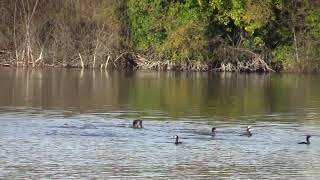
[
  {"left": 0, "top": 68, "right": 320, "bottom": 179},
  {"left": 1, "top": 68, "right": 320, "bottom": 118}
]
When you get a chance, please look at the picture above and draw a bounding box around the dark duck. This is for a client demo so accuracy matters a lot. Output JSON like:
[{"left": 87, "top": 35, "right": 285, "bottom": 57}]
[
  {"left": 298, "top": 135, "right": 311, "bottom": 145},
  {"left": 211, "top": 127, "right": 216, "bottom": 137},
  {"left": 241, "top": 126, "right": 252, "bottom": 137},
  {"left": 174, "top": 135, "right": 182, "bottom": 145},
  {"left": 132, "top": 119, "right": 143, "bottom": 128}
]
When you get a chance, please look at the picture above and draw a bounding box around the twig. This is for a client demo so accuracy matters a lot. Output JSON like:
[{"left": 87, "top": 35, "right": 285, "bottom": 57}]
[
  {"left": 113, "top": 52, "right": 128, "bottom": 63},
  {"left": 34, "top": 47, "right": 44, "bottom": 67},
  {"left": 78, "top": 53, "right": 84, "bottom": 68},
  {"left": 105, "top": 55, "right": 110, "bottom": 69},
  {"left": 92, "top": 41, "right": 99, "bottom": 68}
]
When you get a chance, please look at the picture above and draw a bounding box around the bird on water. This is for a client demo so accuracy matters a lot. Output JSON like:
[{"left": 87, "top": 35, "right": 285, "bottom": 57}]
[
  {"left": 211, "top": 127, "right": 216, "bottom": 137},
  {"left": 132, "top": 119, "right": 143, "bottom": 128},
  {"left": 241, "top": 126, "right": 252, "bottom": 137},
  {"left": 298, "top": 135, "right": 311, "bottom": 145},
  {"left": 174, "top": 135, "right": 182, "bottom": 145}
]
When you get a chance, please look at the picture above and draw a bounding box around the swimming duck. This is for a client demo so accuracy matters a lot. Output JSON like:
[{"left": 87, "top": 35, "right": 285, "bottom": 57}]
[
  {"left": 132, "top": 119, "right": 143, "bottom": 128},
  {"left": 211, "top": 127, "right": 216, "bottom": 137},
  {"left": 298, "top": 135, "right": 311, "bottom": 145},
  {"left": 174, "top": 135, "right": 182, "bottom": 145},
  {"left": 241, "top": 126, "right": 252, "bottom": 137}
]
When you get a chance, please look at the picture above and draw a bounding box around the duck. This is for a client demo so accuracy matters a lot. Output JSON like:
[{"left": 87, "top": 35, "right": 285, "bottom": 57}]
[
  {"left": 298, "top": 135, "right": 311, "bottom": 145},
  {"left": 174, "top": 135, "right": 182, "bottom": 145},
  {"left": 132, "top": 119, "right": 143, "bottom": 128},
  {"left": 241, "top": 126, "right": 252, "bottom": 137},
  {"left": 211, "top": 127, "right": 216, "bottom": 137}
]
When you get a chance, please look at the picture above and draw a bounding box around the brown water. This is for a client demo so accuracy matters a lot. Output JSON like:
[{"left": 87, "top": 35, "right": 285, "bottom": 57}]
[{"left": 0, "top": 68, "right": 320, "bottom": 179}]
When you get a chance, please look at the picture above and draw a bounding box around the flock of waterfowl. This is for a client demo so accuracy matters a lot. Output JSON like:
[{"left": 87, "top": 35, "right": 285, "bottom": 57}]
[{"left": 132, "top": 119, "right": 312, "bottom": 145}]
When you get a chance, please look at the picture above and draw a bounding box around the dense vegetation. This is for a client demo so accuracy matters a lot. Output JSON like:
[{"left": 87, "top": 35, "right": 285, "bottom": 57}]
[{"left": 1, "top": 0, "right": 320, "bottom": 72}]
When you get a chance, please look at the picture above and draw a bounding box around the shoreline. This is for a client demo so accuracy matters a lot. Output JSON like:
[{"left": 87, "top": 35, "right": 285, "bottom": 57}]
[{"left": 0, "top": 55, "right": 278, "bottom": 73}]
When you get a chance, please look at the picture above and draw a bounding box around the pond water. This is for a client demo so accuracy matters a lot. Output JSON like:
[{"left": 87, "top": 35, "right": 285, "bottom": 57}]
[{"left": 0, "top": 68, "right": 320, "bottom": 179}]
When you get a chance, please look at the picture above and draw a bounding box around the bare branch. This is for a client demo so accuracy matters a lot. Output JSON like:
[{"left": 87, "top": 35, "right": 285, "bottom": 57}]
[{"left": 78, "top": 53, "right": 84, "bottom": 68}]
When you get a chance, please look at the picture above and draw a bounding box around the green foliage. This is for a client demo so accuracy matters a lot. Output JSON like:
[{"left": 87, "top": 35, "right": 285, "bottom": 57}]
[
  {"left": 160, "top": 22, "right": 207, "bottom": 61},
  {"left": 272, "top": 45, "right": 292, "bottom": 63},
  {"left": 208, "top": 0, "right": 273, "bottom": 33},
  {"left": 124, "top": 0, "right": 320, "bottom": 70},
  {"left": 306, "top": 8, "right": 320, "bottom": 64},
  {"left": 306, "top": 9, "right": 320, "bottom": 39},
  {"left": 127, "top": 0, "right": 167, "bottom": 49},
  {"left": 127, "top": 0, "right": 210, "bottom": 61}
]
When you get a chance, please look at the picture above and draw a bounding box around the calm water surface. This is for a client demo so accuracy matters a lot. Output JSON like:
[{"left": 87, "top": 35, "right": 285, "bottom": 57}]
[{"left": 0, "top": 68, "right": 320, "bottom": 179}]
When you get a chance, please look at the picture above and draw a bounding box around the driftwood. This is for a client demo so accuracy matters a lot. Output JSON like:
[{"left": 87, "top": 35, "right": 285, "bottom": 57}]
[
  {"left": 219, "top": 56, "right": 274, "bottom": 72},
  {"left": 133, "top": 55, "right": 208, "bottom": 71},
  {"left": 218, "top": 47, "right": 275, "bottom": 72}
]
